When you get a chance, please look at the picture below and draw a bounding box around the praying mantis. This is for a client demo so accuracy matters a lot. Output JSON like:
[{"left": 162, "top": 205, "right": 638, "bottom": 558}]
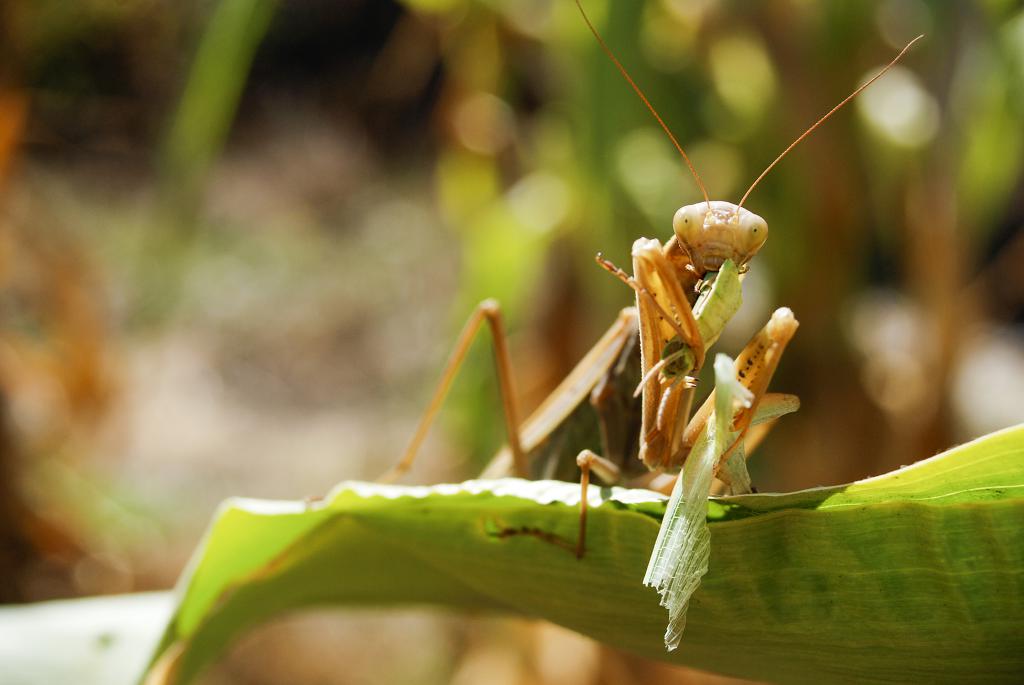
[{"left": 381, "top": 0, "right": 921, "bottom": 644}]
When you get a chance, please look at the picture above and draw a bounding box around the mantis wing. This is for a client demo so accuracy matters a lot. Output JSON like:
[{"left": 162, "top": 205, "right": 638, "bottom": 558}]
[{"left": 482, "top": 308, "right": 638, "bottom": 480}]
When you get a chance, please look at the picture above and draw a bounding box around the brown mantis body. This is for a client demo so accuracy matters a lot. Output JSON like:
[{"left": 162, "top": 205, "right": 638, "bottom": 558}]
[{"left": 381, "top": 1, "right": 922, "bottom": 558}]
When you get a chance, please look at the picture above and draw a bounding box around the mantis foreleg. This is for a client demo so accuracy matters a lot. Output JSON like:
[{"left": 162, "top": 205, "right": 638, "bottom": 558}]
[
  {"left": 681, "top": 307, "right": 800, "bottom": 492},
  {"left": 628, "top": 241, "right": 743, "bottom": 470}
]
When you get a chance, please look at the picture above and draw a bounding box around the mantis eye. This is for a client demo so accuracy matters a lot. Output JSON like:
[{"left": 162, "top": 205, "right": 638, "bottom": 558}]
[
  {"left": 672, "top": 204, "right": 706, "bottom": 245},
  {"left": 750, "top": 218, "right": 767, "bottom": 237},
  {"left": 741, "top": 216, "right": 769, "bottom": 255}
]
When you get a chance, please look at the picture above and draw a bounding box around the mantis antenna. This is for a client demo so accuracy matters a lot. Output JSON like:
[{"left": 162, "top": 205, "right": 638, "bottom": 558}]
[
  {"left": 737, "top": 34, "right": 925, "bottom": 209},
  {"left": 574, "top": 0, "right": 711, "bottom": 208}
]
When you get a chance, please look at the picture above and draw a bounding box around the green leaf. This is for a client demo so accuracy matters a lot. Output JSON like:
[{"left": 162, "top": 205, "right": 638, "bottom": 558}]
[{"left": 145, "top": 425, "right": 1024, "bottom": 684}]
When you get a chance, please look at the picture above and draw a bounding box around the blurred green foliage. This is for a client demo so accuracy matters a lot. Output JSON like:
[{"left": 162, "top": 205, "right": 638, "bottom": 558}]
[
  {"left": 1, "top": 1, "right": 1023, "bottom": 680},
  {"left": 2, "top": 0, "right": 1023, "bottom": 602},
  {"left": 161, "top": 0, "right": 277, "bottom": 215}
]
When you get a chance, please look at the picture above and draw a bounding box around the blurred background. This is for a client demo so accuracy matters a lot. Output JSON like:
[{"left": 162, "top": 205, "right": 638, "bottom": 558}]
[{"left": 1, "top": 0, "right": 1023, "bottom": 683}]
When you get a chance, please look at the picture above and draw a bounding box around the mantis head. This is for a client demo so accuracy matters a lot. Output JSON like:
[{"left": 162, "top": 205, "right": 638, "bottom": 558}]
[
  {"left": 574, "top": 0, "right": 921, "bottom": 276},
  {"left": 672, "top": 201, "right": 768, "bottom": 273}
]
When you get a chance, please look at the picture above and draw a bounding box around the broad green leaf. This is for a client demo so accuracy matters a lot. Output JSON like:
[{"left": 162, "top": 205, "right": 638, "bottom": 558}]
[{"left": 145, "top": 425, "right": 1024, "bottom": 684}]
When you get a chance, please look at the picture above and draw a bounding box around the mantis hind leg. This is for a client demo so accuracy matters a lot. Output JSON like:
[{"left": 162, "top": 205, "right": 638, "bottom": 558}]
[
  {"left": 574, "top": 322, "right": 644, "bottom": 558},
  {"left": 574, "top": 449, "right": 622, "bottom": 559},
  {"left": 379, "top": 299, "right": 525, "bottom": 482}
]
